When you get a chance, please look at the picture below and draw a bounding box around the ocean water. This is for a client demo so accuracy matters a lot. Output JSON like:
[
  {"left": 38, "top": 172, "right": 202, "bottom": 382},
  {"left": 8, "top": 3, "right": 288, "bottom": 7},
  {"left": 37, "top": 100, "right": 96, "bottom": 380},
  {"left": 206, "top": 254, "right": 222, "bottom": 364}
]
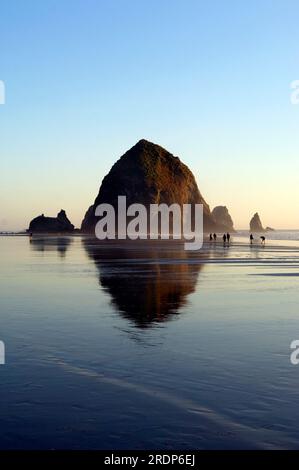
[
  {"left": 236, "top": 230, "right": 299, "bottom": 242},
  {"left": 1, "top": 235, "right": 299, "bottom": 449}
]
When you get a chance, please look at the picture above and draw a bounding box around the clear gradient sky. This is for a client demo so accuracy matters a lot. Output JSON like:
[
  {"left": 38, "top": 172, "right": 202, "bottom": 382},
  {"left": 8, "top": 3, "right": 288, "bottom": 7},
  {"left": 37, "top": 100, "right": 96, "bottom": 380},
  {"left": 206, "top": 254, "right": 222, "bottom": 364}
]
[{"left": 1, "top": 0, "right": 299, "bottom": 231}]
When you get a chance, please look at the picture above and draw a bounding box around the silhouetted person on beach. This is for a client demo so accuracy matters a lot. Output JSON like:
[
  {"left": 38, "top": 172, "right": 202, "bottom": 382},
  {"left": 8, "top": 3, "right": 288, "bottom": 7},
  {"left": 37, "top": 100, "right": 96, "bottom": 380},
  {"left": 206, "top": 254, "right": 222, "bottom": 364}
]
[
  {"left": 209, "top": 233, "right": 213, "bottom": 241},
  {"left": 260, "top": 236, "right": 266, "bottom": 245},
  {"left": 213, "top": 233, "right": 217, "bottom": 241},
  {"left": 223, "top": 234, "right": 227, "bottom": 245},
  {"left": 227, "top": 233, "right": 231, "bottom": 244},
  {"left": 250, "top": 234, "right": 254, "bottom": 245}
]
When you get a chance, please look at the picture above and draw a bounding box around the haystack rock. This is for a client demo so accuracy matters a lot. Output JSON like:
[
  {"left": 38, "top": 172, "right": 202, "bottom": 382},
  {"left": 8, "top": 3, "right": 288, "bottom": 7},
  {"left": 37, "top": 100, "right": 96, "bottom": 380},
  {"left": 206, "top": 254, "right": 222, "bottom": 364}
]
[
  {"left": 250, "top": 213, "right": 265, "bottom": 232},
  {"left": 81, "top": 139, "right": 219, "bottom": 233},
  {"left": 28, "top": 210, "right": 74, "bottom": 233},
  {"left": 212, "top": 206, "right": 235, "bottom": 232}
]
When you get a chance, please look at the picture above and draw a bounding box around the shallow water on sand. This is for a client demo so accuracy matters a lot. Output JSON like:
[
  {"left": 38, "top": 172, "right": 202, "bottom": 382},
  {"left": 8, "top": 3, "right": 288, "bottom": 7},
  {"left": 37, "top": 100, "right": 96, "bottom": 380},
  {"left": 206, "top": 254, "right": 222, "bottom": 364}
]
[{"left": 1, "top": 235, "right": 299, "bottom": 449}]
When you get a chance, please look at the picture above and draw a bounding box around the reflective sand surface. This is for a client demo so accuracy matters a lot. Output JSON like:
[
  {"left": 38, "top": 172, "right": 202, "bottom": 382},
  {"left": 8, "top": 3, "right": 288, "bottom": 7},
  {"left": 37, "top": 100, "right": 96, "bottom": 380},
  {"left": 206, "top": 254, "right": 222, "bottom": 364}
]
[{"left": 0, "top": 235, "right": 299, "bottom": 449}]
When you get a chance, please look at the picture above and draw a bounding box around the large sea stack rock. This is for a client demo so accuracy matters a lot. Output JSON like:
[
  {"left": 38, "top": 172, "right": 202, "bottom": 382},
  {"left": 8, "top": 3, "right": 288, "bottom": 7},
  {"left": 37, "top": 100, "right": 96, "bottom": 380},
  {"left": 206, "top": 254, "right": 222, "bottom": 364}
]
[
  {"left": 28, "top": 210, "right": 74, "bottom": 233},
  {"left": 81, "top": 139, "right": 218, "bottom": 233},
  {"left": 250, "top": 212, "right": 265, "bottom": 232},
  {"left": 212, "top": 206, "right": 235, "bottom": 232}
]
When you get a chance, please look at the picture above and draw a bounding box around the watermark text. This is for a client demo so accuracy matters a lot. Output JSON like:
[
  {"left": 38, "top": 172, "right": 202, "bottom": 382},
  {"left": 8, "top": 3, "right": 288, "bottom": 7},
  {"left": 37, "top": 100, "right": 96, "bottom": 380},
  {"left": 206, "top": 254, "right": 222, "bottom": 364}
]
[
  {"left": 95, "top": 196, "right": 204, "bottom": 251},
  {"left": 0, "top": 80, "right": 5, "bottom": 105}
]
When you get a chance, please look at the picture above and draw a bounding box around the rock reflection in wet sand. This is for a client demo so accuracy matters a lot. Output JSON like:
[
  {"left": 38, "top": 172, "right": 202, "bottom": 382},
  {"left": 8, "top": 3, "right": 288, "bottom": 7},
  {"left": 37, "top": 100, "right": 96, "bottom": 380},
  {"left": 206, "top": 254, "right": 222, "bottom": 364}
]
[{"left": 83, "top": 239, "right": 206, "bottom": 328}]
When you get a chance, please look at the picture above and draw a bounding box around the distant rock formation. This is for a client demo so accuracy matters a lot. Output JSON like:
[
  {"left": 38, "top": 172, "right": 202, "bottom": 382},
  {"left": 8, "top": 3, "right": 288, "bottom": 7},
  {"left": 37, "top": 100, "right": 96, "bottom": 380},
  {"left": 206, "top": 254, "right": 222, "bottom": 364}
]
[
  {"left": 81, "top": 139, "right": 221, "bottom": 234},
  {"left": 211, "top": 206, "right": 235, "bottom": 232},
  {"left": 250, "top": 213, "right": 265, "bottom": 232},
  {"left": 266, "top": 226, "right": 275, "bottom": 232},
  {"left": 28, "top": 210, "right": 74, "bottom": 233}
]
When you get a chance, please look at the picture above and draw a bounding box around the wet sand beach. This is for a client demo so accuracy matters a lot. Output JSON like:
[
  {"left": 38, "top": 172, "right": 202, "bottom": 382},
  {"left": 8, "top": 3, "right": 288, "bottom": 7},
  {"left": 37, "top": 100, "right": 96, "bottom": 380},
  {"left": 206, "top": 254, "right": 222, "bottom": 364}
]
[{"left": 0, "top": 235, "right": 299, "bottom": 449}]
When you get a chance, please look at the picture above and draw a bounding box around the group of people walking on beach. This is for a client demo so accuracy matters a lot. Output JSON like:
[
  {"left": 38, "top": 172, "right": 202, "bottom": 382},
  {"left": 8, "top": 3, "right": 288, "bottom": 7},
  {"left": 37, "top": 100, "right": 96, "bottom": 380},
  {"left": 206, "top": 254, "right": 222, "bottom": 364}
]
[
  {"left": 209, "top": 233, "right": 231, "bottom": 245},
  {"left": 209, "top": 233, "right": 266, "bottom": 246}
]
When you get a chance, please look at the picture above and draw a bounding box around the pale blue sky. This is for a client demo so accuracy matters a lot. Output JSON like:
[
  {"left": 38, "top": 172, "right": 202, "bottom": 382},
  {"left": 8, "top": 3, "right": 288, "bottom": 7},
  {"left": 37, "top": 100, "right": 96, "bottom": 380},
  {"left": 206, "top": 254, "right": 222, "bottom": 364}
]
[{"left": 1, "top": 0, "right": 299, "bottom": 230}]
